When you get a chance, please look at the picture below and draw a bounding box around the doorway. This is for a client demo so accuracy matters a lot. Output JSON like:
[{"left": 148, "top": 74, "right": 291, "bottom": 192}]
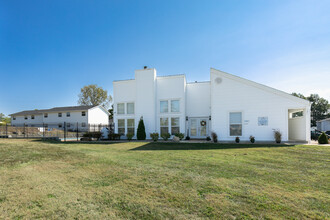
[{"left": 189, "top": 118, "right": 209, "bottom": 138}]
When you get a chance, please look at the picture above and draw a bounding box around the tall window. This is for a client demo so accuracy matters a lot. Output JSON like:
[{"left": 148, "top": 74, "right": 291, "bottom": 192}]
[
  {"left": 127, "top": 103, "right": 134, "bottom": 114},
  {"left": 160, "top": 118, "right": 169, "bottom": 135},
  {"left": 58, "top": 113, "right": 62, "bottom": 117},
  {"left": 44, "top": 113, "right": 48, "bottom": 118},
  {"left": 118, "top": 119, "right": 125, "bottom": 135},
  {"left": 127, "top": 119, "right": 135, "bottom": 135},
  {"left": 171, "top": 100, "right": 180, "bottom": 112},
  {"left": 230, "top": 112, "right": 242, "bottom": 136},
  {"left": 171, "top": 117, "right": 180, "bottom": 135},
  {"left": 66, "top": 112, "right": 70, "bottom": 117},
  {"left": 160, "top": 101, "right": 168, "bottom": 113},
  {"left": 117, "top": 103, "right": 125, "bottom": 114}
]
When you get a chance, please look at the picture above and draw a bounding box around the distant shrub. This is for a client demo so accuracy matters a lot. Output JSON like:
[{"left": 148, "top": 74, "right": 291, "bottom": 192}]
[
  {"left": 109, "top": 133, "right": 121, "bottom": 140},
  {"left": 211, "top": 132, "right": 218, "bottom": 143},
  {"left": 175, "top": 133, "right": 184, "bottom": 140},
  {"left": 273, "top": 130, "right": 282, "bottom": 143},
  {"left": 83, "top": 131, "right": 102, "bottom": 139},
  {"left": 250, "top": 135, "right": 255, "bottom": 143},
  {"left": 150, "top": 133, "right": 159, "bottom": 142},
  {"left": 206, "top": 136, "right": 211, "bottom": 141},
  {"left": 161, "top": 133, "right": 171, "bottom": 141},
  {"left": 126, "top": 133, "right": 134, "bottom": 141},
  {"left": 318, "top": 132, "right": 329, "bottom": 144},
  {"left": 235, "top": 136, "right": 240, "bottom": 143}
]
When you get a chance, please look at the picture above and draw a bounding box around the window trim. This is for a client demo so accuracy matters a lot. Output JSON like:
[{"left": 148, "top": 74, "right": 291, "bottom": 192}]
[
  {"left": 127, "top": 118, "right": 135, "bottom": 135},
  {"left": 160, "top": 100, "right": 169, "bottom": 113},
  {"left": 160, "top": 117, "right": 169, "bottom": 135},
  {"left": 117, "top": 119, "right": 125, "bottom": 135},
  {"left": 229, "top": 111, "right": 243, "bottom": 137},
  {"left": 171, "top": 117, "right": 180, "bottom": 135}
]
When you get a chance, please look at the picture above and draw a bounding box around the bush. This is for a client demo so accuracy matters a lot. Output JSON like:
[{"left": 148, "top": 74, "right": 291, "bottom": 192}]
[
  {"left": 126, "top": 133, "right": 134, "bottom": 141},
  {"left": 137, "top": 118, "right": 146, "bottom": 140},
  {"left": 83, "top": 131, "right": 102, "bottom": 139},
  {"left": 250, "top": 135, "right": 255, "bottom": 143},
  {"left": 274, "top": 130, "right": 282, "bottom": 143},
  {"left": 150, "top": 133, "right": 159, "bottom": 142},
  {"left": 161, "top": 133, "right": 171, "bottom": 141},
  {"left": 318, "top": 132, "right": 329, "bottom": 144},
  {"left": 206, "top": 136, "right": 211, "bottom": 141},
  {"left": 109, "top": 133, "right": 121, "bottom": 140},
  {"left": 175, "top": 133, "right": 184, "bottom": 140},
  {"left": 211, "top": 132, "right": 218, "bottom": 143},
  {"left": 185, "top": 135, "right": 190, "bottom": 140},
  {"left": 235, "top": 136, "right": 240, "bottom": 143}
]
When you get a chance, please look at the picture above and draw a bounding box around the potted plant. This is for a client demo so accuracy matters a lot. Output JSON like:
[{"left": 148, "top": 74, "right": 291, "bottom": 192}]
[
  {"left": 249, "top": 135, "right": 255, "bottom": 143},
  {"left": 273, "top": 130, "right": 282, "bottom": 143},
  {"left": 235, "top": 136, "right": 240, "bottom": 143},
  {"left": 211, "top": 132, "right": 218, "bottom": 143},
  {"left": 175, "top": 133, "right": 184, "bottom": 140},
  {"left": 126, "top": 133, "right": 134, "bottom": 141},
  {"left": 161, "top": 133, "right": 171, "bottom": 141},
  {"left": 150, "top": 133, "right": 159, "bottom": 142}
]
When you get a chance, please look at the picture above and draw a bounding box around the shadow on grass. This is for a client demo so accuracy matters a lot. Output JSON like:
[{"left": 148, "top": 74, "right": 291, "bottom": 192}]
[
  {"left": 130, "top": 142, "right": 295, "bottom": 151},
  {"left": 31, "top": 139, "right": 120, "bottom": 145}
]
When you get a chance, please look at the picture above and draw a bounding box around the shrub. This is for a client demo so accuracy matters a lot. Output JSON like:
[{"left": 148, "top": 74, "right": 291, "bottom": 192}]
[
  {"left": 137, "top": 118, "right": 146, "bottom": 140},
  {"left": 274, "top": 130, "right": 282, "bottom": 143},
  {"left": 126, "top": 133, "right": 134, "bottom": 141},
  {"left": 161, "top": 133, "right": 171, "bottom": 141},
  {"left": 318, "top": 132, "right": 329, "bottom": 144},
  {"left": 175, "top": 133, "right": 184, "bottom": 140},
  {"left": 109, "top": 133, "right": 121, "bottom": 140},
  {"left": 83, "top": 131, "right": 102, "bottom": 139},
  {"left": 185, "top": 135, "right": 190, "bottom": 140},
  {"left": 250, "top": 135, "right": 255, "bottom": 143},
  {"left": 206, "top": 136, "right": 211, "bottom": 141},
  {"left": 211, "top": 132, "right": 218, "bottom": 143},
  {"left": 235, "top": 136, "right": 240, "bottom": 143},
  {"left": 150, "top": 133, "right": 159, "bottom": 142}
]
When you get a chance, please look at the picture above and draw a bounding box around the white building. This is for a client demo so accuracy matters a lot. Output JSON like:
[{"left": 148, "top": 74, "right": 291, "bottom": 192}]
[
  {"left": 113, "top": 67, "right": 311, "bottom": 142},
  {"left": 10, "top": 105, "right": 109, "bottom": 129},
  {"left": 316, "top": 118, "right": 330, "bottom": 131}
]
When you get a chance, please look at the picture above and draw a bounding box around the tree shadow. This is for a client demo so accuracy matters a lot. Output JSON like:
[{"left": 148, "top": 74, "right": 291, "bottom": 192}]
[{"left": 130, "top": 142, "right": 295, "bottom": 151}]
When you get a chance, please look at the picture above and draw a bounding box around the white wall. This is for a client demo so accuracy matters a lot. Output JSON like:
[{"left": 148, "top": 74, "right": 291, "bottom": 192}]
[
  {"left": 88, "top": 106, "right": 109, "bottom": 125},
  {"left": 210, "top": 69, "right": 310, "bottom": 141},
  {"left": 11, "top": 114, "right": 43, "bottom": 126},
  {"left": 186, "top": 82, "right": 211, "bottom": 117},
  {"left": 288, "top": 114, "right": 306, "bottom": 141}
]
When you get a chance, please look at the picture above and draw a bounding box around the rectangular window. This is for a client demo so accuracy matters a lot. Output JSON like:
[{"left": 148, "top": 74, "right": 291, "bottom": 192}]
[
  {"left": 160, "top": 117, "right": 169, "bottom": 136},
  {"left": 160, "top": 101, "right": 168, "bottom": 113},
  {"left": 58, "top": 123, "right": 62, "bottom": 128},
  {"left": 24, "top": 116, "right": 27, "bottom": 120},
  {"left": 230, "top": 112, "right": 242, "bottom": 136},
  {"left": 44, "top": 113, "right": 48, "bottom": 118},
  {"left": 117, "top": 103, "right": 125, "bottom": 114},
  {"left": 118, "top": 119, "right": 125, "bottom": 135},
  {"left": 171, "top": 100, "right": 180, "bottom": 112},
  {"left": 292, "top": 111, "right": 303, "bottom": 118},
  {"left": 81, "top": 122, "right": 86, "bottom": 127},
  {"left": 127, "top": 119, "right": 135, "bottom": 135},
  {"left": 58, "top": 113, "right": 62, "bottom": 117},
  {"left": 13, "top": 117, "right": 16, "bottom": 120},
  {"left": 171, "top": 117, "right": 180, "bottom": 135},
  {"left": 127, "top": 103, "right": 134, "bottom": 114},
  {"left": 67, "top": 123, "right": 71, "bottom": 128},
  {"left": 82, "top": 111, "right": 86, "bottom": 116},
  {"left": 66, "top": 112, "right": 70, "bottom": 117},
  {"left": 31, "top": 115, "right": 35, "bottom": 119}
]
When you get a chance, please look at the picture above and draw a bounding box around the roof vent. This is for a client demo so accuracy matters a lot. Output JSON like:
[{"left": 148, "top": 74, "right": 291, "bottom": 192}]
[{"left": 144, "top": 66, "right": 148, "bottom": 69}]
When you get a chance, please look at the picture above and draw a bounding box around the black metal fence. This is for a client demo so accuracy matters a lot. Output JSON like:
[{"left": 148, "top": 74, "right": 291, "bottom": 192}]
[{"left": 0, "top": 122, "right": 114, "bottom": 141}]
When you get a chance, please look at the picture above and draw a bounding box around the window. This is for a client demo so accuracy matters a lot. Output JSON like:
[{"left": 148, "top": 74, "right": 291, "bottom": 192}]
[
  {"left": 292, "top": 111, "right": 303, "bottom": 118},
  {"left": 117, "top": 103, "right": 125, "bottom": 114},
  {"left": 171, "top": 100, "right": 180, "bottom": 112},
  {"left": 24, "top": 116, "right": 28, "bottom": 120},
  {"left": 66, "top": 112, "right": 70, "bottom": 117},
  {"left": 127, "top": 119, "right": 135, "bottom": 135},
  {"left": 31, "top": 115, "right": 35, "bottom": 119},
  {"left": 13, "top": 117, "right": 16, "bottom": 120},
  {"left": 160, "top": 118, "right": 169, "bottom": 135},
  {"left": 44, "top": 113, "right": 48, "bottom": 118},
  {"left": 82, "top": 111, "right": 86, "bottom": 116},
  {"left": 58, "top": 123, "right": 62, "bottom": 128},
  {"left": 160, "top": 101, "right": 168, "bottom": 113},
  {"left": 118, "top": 119, "right": 125, "bottom": 135},
  {"left": 127, "top": 103, "right": 134, "bottom": 114},
  {"left": 171, "top": 117, "right": 180, "bottom": 135},
  {"left": 58, "top": 113, "right": 62, "bottom": 117},
  {"left": 67, "top": 123, "right": 71, "bottom": 128},
  {"left": 230, "top": 112, "right": 242, "bottom": 136},
  {"left": 81, "top": 122, "right": 86, "bottom": 127}
]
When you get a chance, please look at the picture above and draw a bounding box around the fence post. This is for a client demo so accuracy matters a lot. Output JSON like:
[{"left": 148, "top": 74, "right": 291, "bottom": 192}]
[
  {"left": 5, "top": 123, "right": 8, "bottom": 137},
  {"left": 76, "top": 122, "right": 79, "bottom": 141},
  {"left": 43, "top": 123, "right": 45, "bottom": 138},
  {"left": 23, "top": 124, "right": 26, "bottom": 138},
  {"left": 64, "top": 122, "right": 66, "bottom": 142}
]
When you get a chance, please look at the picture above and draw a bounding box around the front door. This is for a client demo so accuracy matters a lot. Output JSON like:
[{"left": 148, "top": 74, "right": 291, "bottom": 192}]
[{"left": 189, "top": 118, "right": 208, "bottom": 138}]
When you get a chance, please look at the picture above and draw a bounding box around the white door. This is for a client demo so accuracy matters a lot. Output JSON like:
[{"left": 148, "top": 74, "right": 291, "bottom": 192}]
[{"left": 189, "top": 118, "right": 208, "bottom": 138}]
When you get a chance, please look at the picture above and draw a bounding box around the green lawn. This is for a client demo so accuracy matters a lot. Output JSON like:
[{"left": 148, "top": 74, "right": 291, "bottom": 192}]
[{"left": 0, "top": 139, "right": 329, "bottom": 219}]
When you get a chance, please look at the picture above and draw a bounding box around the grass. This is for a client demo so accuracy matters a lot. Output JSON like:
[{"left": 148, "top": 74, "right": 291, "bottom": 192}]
[{"left": 0, "top": 139, "right": 329, "bottom": 219}]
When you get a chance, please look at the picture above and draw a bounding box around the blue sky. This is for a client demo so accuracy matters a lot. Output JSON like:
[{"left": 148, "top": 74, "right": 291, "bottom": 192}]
[{"left": 1, "top": 0, "right": 330, "bottom": 115}]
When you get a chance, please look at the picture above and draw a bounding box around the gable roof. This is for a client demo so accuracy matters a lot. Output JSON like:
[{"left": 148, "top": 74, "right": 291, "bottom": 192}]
[
  {"left": 210, "top": 68, "right": 310, "bottom": 106},
  {"left": 10, "top": 105, "right": 96, "bottom": 116}
]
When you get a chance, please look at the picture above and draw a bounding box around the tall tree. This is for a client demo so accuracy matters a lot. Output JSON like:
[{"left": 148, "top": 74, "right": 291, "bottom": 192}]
[
  {"left": 78, "top": 84, "right": 112, "bottom": 108},
  {"left": 292, "top": 93, "right": 329, "bottom": 126}
]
